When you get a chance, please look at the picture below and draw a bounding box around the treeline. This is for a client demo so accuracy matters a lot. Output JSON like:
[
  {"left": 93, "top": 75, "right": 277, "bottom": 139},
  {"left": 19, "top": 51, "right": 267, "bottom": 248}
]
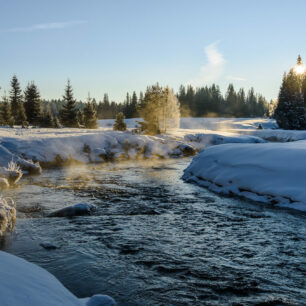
[
  {"left": 0, "top": 75, "right": 270, "bottom": 129},
  {"left": 0, "top": 76, "right": 97, "bottom": 128},
  {"left": 178, "top": 84, "right": 269, "bottom": 117},
  {"left": 43, "top": 84, "right": 269, "bottom": 120}
]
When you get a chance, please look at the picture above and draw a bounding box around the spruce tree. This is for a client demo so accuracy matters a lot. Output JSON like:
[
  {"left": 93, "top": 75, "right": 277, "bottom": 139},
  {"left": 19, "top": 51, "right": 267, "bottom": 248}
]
[
  {"left": 41, "top": 105, "right": 54, "bottom": 127},
  {"left": 77, "top": 110, "right": 85, "bottom": 126},
  {"left": 60, "top": 80, "right": 78, "bottom": 127},
  {"left": 9, "top": 75, "right": 27, "bottom": 124},
  {"left": 302, "top": 75, "right": 306, "bottom": 105},
  {"left": 274, "top": 65, "right": 306, "bottom": 129},
  {"left": 1, "top": 94, "right": 12, "bottom": 125},
  {"left": 24, "top": 82, "right": 42, "bottom": 125},
  {"left": 83, "top": 95, "right": 98, "bottom": 129},
  {"left": 113, "top": 112, "right": 127, "bottom": 131}
]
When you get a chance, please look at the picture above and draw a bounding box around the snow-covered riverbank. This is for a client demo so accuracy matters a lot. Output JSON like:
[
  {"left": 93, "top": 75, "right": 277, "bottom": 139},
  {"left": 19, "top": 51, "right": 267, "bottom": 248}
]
[
  {"left": 0, "top": 118, "right": 269, "bottom": 169},
  {"left": 0, "top": 250, "right": 115, "bottom": 306},
  {"left": 183, "top": 140, "right": 306, "bottom": 212}
]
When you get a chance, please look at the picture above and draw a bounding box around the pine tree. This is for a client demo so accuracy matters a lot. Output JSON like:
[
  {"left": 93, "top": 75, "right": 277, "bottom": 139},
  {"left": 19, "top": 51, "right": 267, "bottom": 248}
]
[
  {"left": 113, "top": 112, "right": 127, "bottom": 131},
  {"left": 9, "top": 75, "right": 27, "bottom": 124},
  {"left": 1, "top": 93, "right": 12, "bottom": 125},
  {"left": 77, "top": 110, "right": 85, "bottom": 126},
  {"left": 41, "top": 105, "right": 54, "bottom": 127},
  {"left": 83, "top": 96, "right": 98, "bottom": 129},
  {"left": 274, "top": 65, "right": 306, "bottom": 129},
  {"left": 24, "top": 82, "right": 42, "bottom": 125},
  {"left": 302, "top": 75, "right": 306, "bottom": 105},
  {"left": 60, "top": 80, "right": 78, "bottom": 127},
  {"left": 130, "top": 91, "right": 138, "bottom": 118}
]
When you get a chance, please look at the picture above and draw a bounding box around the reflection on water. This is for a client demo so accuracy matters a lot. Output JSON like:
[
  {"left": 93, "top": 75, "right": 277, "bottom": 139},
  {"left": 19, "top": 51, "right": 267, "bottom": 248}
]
[{"left": 1, "top": 159, "right": 306, "bottom": 305}]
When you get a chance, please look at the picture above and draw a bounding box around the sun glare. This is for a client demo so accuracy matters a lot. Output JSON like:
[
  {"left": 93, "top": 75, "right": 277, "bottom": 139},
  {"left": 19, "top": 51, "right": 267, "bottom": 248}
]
[{"left": 294, "top": 64, "right": 305, "bottom": 75}]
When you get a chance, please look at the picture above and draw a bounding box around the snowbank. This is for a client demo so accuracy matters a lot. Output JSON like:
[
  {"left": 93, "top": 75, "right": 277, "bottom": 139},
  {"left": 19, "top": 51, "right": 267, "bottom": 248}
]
[
  {"left": 183, "top": 140, "right": 306, "bottom": 211},
  {"left": 0, "top": 250, "right": 115, "bottom": 306},
  {"left": 0, "top": 198, "right": 16, "bottom": 236},
  {"left": 184, "top": 133, "right": 264, "bottom": 150},
  {"left": 0, "top": 144, "right": 41, "bottom": 174},
  {"left": 0, "top": 130, "right": 197, "bottom": 166},
  {"left": 0, "top": 122, "right": 273, "bottom": 168},
  {"left": 180, "top": 117, "right": 277, "bottom": 130}
]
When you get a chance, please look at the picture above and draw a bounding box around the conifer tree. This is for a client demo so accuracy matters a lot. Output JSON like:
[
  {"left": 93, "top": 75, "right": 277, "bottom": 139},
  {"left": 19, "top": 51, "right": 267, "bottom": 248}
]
[
  {"left": 131, "top": 91, "right": 138, "bottom": 117},
  {"left": 113, "top": 112, "right": 127, "bottom": 131},
  {"left": 302, "top": 75, "right": 306, "bottom": 105},
  {"left": 83, "top": 95, "right": 98, "bottom": 129},
  {"left": 77, "top": 110, "right": 85, "bottom": 126},
  {"left": 60, "top": 80, "right": 78, "bottom": 127},
  {"left": 274, "top": 62, "right": 306, "bottom": 129},
  {"left": 9, "top": 75, "right": 27, "bottom": 124},
  {"left": 41, "top": 105, "right": 54, "bottom": 127},
  {"left": 1, "top": 93, "right": 12, "bottom": 125},
  {"left": 24, "top": 82, "right": 42, "bottom": 125}
]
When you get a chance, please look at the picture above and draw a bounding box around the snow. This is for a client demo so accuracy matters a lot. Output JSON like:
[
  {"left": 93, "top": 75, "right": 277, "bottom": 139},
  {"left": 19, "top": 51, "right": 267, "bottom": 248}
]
[
  {"left": 0, "top": 119, "right": 273, "bottom": 168},
  {"left": 0, "top": 250, "right": 115, "bottom": 306},
  {"left": 183, "top": 133, "right": 264, "bottom": 151},
  {"left": 98, "top": 117, "right": 278, "bottom": 131},
  {"left": 183, "top": 140, "right": 306, "bottom": 211}
]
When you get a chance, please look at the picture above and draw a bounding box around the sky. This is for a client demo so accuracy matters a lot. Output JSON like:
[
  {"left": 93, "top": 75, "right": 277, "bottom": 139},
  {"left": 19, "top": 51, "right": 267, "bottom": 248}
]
[{"left": 0, "top": 0, "right": 306, "bottom": 102}]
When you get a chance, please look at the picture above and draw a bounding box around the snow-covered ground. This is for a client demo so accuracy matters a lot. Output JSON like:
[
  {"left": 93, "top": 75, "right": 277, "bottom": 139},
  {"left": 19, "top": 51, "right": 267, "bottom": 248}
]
[
  {"left": 183, "top": 140, "right": 306, "bottom": 212},
  {"left": 0, "top": 118, "right": 270, "bottom": 169},
  {"left": 0, "top": 250, "right": 115, "bottom": 306},
  {"left": 98, "top": 117, "right": 278, "bottom": 130}
]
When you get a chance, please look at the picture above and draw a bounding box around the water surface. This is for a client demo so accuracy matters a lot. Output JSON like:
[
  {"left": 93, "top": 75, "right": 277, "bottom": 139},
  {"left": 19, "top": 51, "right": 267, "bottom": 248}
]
[{"left": 1, "top": 159, "right": 305, "bottom": 305}]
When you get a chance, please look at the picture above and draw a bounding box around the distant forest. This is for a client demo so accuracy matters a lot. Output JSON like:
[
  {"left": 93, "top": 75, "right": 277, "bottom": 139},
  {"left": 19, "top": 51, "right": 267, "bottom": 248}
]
[{"left": 42, "top": 84, "right": 270, "bottom": 119}]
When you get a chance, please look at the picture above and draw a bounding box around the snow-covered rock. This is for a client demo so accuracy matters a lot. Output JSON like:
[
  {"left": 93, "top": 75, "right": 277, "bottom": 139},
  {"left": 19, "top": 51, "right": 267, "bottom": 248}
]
[
  {"left": 0, "top": 198, "right": 16, "bottom": 236},
  {"left": 48, "top": 203, "right": 97, "bottom": 218},
  {"left": 0, "top": 250, "right": 115, "bottom": 306},
  {"left": 183, "top": 140, "right": 306, "bottom": 211}
]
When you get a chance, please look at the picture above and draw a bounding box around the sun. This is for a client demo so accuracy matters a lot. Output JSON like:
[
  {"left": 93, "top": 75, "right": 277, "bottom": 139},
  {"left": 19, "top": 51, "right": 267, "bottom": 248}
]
[{"left": 294, "top": 63, "right": 305, "bottom": 75}]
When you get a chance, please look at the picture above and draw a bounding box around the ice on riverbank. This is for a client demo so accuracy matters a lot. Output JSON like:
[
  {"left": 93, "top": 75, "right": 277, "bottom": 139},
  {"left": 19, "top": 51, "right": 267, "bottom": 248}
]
[
  {"left": 0, "top": 198, "right": 16, "bottom": 236},
  {"left": 183, "top": 140, "right": 306, "bottom": 211},
  {"left": 0, "top": 250, "right": 115, "bottom": 306}
]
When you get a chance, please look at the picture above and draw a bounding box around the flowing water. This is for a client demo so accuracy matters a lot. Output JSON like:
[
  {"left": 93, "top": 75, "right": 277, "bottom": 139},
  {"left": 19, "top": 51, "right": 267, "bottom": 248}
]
[{"left": 1, "top": 159, "right": 305, "bottom": 305}]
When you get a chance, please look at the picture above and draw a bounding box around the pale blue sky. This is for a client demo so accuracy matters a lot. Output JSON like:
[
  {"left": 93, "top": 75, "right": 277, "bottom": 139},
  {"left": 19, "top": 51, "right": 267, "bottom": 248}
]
[{"left": 0, "top": 0, "right": 305, "bottom": 102}]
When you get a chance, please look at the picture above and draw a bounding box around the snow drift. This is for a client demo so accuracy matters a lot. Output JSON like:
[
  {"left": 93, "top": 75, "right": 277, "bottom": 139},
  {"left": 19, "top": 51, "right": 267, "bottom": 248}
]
[
  {"left": 183, "top": 140, "right": 306, "bottom": 211},
  {"left": 0, "top": 250, "right": 115, "bottom": 306}
]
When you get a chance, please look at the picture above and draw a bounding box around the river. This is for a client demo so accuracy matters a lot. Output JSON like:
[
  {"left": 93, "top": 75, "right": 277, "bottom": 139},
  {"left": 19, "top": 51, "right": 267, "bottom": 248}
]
[{"left": 1, "top": 158, "right": 305, "bottom": 305}]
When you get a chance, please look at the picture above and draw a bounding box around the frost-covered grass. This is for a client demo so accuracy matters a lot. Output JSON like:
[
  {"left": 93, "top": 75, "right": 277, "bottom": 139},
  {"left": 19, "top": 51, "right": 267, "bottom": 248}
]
[
  {"left": 0, "top": 250, "right": 115, "bottom": 306},
  {"left": 0, "top": 197, "right": 16, "bottom": 236},
  {"left": 183, "top": 140, "right": 306, "bottom": 212}
]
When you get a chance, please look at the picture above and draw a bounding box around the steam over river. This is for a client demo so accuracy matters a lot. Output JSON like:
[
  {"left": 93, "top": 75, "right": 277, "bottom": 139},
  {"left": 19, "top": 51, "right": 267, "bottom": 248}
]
[{"left": 1, "top": 159, "right": 305, "bottom": 305}]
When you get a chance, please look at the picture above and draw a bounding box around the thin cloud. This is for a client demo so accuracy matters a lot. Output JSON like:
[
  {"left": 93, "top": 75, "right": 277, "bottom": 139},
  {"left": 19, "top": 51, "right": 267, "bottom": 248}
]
[
  {"left": 188, "top": 42, "right": 225, "bottom": 87},
  {"left": 2, "top": 20, "right": 87, "bottom": 33},
  {"left": 227, "top": 75, "right": 246, "bottom": 81}
]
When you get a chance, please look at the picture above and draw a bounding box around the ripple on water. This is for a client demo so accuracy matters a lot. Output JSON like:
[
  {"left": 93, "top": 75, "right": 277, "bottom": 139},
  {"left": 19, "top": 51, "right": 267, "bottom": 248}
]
[{"left": 1, "top": 159, "right": 305, "bottom": 305}]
